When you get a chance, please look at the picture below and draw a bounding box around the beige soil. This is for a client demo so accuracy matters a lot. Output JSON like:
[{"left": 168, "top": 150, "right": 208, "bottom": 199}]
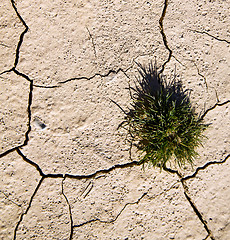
[{"left": 0, "top": 0, "right": 229, "bottom": 239}]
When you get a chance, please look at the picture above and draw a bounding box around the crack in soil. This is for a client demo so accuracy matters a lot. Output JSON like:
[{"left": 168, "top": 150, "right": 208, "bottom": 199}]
[
  {"left": 0, "top": 60, "right": 33, "bottom": 159},
  {"left": 163, "top": 166, "right": 215, "bottom": 240},
  {"left": 14, "top": 149, "right": 140, "bottom": 237},
  {"left": 58, "top": 66, "right": 131, "bottom": 84},
  {"left": 183, "top": 153, "right": 230, "bottom": 181},
  {"left": 0, "top": 42, "right": 10, "bottom": 48},
  {"left": 73, "top": 193, "right": 148, "bottom": 228},
  {"left": 189, "top": 29, "right": 230, "bottom": 44},
  {"left": 203, "top": 234, "right": 210, "bottom": 240},
  {"left": 86, "top": 26, "right": 97, "bottom": 58},
  {"left": 62, "top": 177, "right": 73, "bottom": 240},
  {"left": 16, "top": 148, "right": 140, "bottom": 179},
  {"left": 10, "top": 0, "right": 28, "bottom": 69},
  {"left": 186, "top": 59, "right": 209, "bottom": 90},
  {"left": 158, "top": 0, "right": 172, "bottom": 75},
  {"left": 16, "top": 148, "right": 44, "bottom": 176},
  {"left": 73, "top": 181, "right": 179, "bottom": 229},
  {"left": 181, "top": 181, "right": 215, "bottom": 240},
  {"left": 32, "top": 63, "right": 132, "bottom": 88},
  {"left": 13, "top": 177, "right": 44, "bottom": 240},
  {"left": 0, "top": 146, "right": 19, "bottom": 159},
  {"left": 33, "top": 52, "right": 158, "bottom": 89},
  {"left": 22, "top": 79, "right": 33, "bottom": 146},
  {"left": 0, "top": 0, "right": 33, "bottom": 159},
  {"left": 200, "top": 99, "right": 230, "bottom": 120}
]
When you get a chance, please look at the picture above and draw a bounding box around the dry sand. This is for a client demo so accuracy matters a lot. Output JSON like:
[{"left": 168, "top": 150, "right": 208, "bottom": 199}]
[{"left": 0, "top": 0, "right": 230, "bottom": 239}]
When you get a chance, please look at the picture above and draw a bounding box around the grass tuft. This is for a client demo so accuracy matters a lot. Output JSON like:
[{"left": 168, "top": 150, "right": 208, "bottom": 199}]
[{"left": 120, "top": 61, "right": 208, "bottom": 169}]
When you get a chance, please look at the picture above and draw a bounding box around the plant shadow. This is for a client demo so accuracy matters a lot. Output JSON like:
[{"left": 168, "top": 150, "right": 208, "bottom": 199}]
[{"left": 130, "top": 61, "right": 192, "bottom": 115}]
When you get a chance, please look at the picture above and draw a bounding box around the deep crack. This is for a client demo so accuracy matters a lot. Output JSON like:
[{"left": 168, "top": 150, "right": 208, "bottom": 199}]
[
  {"left": 16, "top": 148, "right": 142, "bottom": 182},
  {"left": 0, "top": 72, "right": 33, "bottom": 158},
  {"left": 0, "top": 0, "right": 33, "bottom": 159},
  {"left": 16, "top": 149, "right": 140, "bottom": 180},
  {"left": 183, "top": 154, "right": 230, "bottom": 181},
  {"left": 22, "top": 79, "right": 33, "bottom": 146},
  {"left": 203, "top": 234, "right": 210, "bottom": 240},
  {"left": 200, "top": 100, "right": 230, "bottom": 120},
  {"left": 16, "top": 148, "right": 45, "bottom": 177},
  {"left": 158, "top": 0, "right": 172, "bottom": 75},
  {"left": 181, "top": 181, "right": 215, "bottom": 240},
  {"left": 10, "top": 0, "right": 29, "bottom": 69},
  {"left": 163, "top": 166, "right": 215, "bottom": 240},
  {"left": 0, "top": 147, "right": 19, "bottom": 159}
]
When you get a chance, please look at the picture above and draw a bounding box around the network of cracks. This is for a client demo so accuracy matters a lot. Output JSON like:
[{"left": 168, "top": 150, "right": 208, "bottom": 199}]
[{"left": 0, "top": 0, "right": 229, "bottom": 239}]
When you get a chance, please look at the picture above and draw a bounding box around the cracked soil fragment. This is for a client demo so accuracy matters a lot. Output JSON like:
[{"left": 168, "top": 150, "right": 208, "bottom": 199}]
[
  {"left": 15, "top": 178, "right": 70, "bottom": 239},
  {"left": 0, "top": 151, "right": 40, "bottom": 239},
  {"left": 0, "top": 72, "right": 30, "bottom": 155},
  {"left": 15, "top": 0, "right": 167, "bottom": 86},
  {"left": 73, "top": 182, "right": 207, "bottom": 240},
  {"left": 163, "top": 0, "right": 230, "bottom": 109},
  {"left": 64, "top": 167, "right": 178, "bottom": 227},
  {"left": 21, "top": 73, "right": 133, "bottom": 174},
  {"left": 0, "top": 0, "right": 24, "bottom": 72},
  {"left": 186, "top": 160, "right": 230, "bottom": 240}
]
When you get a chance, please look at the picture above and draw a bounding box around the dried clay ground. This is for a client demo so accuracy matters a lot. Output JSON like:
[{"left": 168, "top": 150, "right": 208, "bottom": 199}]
[{"left": 0, "top": 0, "right": 230, "bottom": 239}]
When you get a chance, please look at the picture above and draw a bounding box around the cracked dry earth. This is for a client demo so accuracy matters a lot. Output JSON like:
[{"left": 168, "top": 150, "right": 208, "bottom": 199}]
[{"left": 0, "top": 0, "right": 230, "bottom": 239}]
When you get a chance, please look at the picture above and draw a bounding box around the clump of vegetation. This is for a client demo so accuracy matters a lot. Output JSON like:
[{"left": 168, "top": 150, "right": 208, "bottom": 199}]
[{"left": 120, "top": 62, "right": 208, "bottom": 169}]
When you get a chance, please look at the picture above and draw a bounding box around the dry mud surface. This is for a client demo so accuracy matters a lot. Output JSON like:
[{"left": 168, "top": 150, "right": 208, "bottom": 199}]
[{"left": 0, "top": 0, "right": 230, "bottom": 239}]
